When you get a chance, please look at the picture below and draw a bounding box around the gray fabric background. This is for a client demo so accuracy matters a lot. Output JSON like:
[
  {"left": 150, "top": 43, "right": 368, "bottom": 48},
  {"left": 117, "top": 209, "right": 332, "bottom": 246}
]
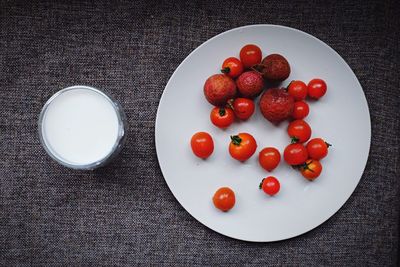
[{"left": 1, "top": 0, "right": 399, "bottom": 266}]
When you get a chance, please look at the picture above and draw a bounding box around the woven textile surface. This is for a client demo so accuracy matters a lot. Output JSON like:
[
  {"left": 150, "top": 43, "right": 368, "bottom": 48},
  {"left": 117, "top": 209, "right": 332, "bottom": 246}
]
[{"left": 1, "top": 0, "right": 399, "bottom": 266}]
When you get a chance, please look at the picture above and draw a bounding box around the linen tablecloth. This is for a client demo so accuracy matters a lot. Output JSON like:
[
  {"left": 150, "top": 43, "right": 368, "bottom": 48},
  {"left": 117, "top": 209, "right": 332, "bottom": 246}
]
[{"left": 1, "top": 0, "right": 399, "bottom": 265}]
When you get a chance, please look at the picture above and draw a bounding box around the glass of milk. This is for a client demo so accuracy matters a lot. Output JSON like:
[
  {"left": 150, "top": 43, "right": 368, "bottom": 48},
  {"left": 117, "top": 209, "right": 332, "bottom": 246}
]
[{"left": 38, "top": 85, "right": 126, "bottom": 170}]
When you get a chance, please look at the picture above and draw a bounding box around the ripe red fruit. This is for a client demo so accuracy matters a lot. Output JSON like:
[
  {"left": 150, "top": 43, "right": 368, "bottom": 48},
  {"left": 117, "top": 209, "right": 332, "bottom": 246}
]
[
  {"left": 210, "top": 107, "right": 235, "bottom": 129},
  {"left": 287, "top": 119, "right": 312, "bottom": 143},
  {"left": 232, "top": 98, "right": 255, "bottom": 120},
  {"left": 259, "top": 88, "right": 294, "bottom": 124},
  {"left": 236, "top": 71, "right": 265, "bottom": 98},
  {"left": 213, "top": 187, "right": 236, "bottom": 212},
  {"left": 306, "top": 138, "right": 330, "bottom": 160},
  {"left": 229, "top": 133, "right": 257, "bottom": 162},
  {"left": 203, "top": 74, "right": 237, "bottom": 106},
  {"left": 287, "top": 80, "right": 308, "bottom": 101},
  {"left": 221, "top": 57, "right": 244, "bottom": 78},
  {"left": 261, "top": 54, "right": 291, "bottom": 82},
  {"left": 239, "top": 44, "right": 262, "bottom": 69},
  {"left": 190, "top": 132, "right": 214, "bottom": 159},
  {"left": 259, "top": 176, "right": 280, "bottom": 196},
  {"left": 259, "top": 147, "right": 281, "bottom": 172},
  {"left": 308, "top": 78, "right": 327, "bottom": 99},
  {"left": 292, "top": 101, "right": 309, "bottom": 119},
  {"left": 283, "top": 143, "right": 308, "bottom": 165},
  {"left": 301, "top": 160, "right": 322, "bottom": 180}
]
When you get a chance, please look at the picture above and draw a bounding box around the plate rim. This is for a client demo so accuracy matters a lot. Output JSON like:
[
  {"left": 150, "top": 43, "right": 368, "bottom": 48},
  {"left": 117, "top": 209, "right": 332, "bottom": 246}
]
[{"left": 155, "top": 24, "right": 371, "bottom": 242}]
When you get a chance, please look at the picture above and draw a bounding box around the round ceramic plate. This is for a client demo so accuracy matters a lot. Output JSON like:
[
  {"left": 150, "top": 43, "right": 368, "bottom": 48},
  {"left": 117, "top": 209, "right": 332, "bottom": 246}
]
[{"left": 155, "top": 25, "right": 371, "bottom": 242}]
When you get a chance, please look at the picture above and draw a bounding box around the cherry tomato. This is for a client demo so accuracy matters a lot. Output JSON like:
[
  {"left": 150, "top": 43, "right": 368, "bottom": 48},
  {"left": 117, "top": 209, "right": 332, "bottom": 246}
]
[
  {"left": 259, "top": 176, "right": 280, "bottom": 196},
  {"left": 292, "top": 101, "right": 310, "bottom": 119},
  {"left": 301, "top": 159, "right": 322, "bottom": 180},
  {"left": 210, "top": 107, "right": 234, "bottom": 128},
  {"left": 287, "top": 119, "right": 312, "bottom": 143},
  {"left": 287, "top": 80, "right": 307, "bottom": 101},
  {"left": 239, "top": 44, "right": 262, "bottom": 69},
  {"left": 190, "top": 132, "right": 214, "bottom": 159},
  {"left": 306, "top": 138, "right": 331, "bottom": 160},
  {"left": 221, "top": 57, "right": 244, "bottom": 78},
  {"left": 232, "top": 98, "right": 255, "bottom": 120},
  {"left": 283, "top": 143, "right": 308, "bottom": 165},
  {"left": 229, "top": 133, "right": 257, "bottom": 161},
  {"left": 259, "top": 147, "right": 281, "bottom": 172},
  {"left": 213, "top": 187, "right": 236, "bottom": 211},
  {"left": 308, "top": 78, "right": 327, "bottom": 99}
]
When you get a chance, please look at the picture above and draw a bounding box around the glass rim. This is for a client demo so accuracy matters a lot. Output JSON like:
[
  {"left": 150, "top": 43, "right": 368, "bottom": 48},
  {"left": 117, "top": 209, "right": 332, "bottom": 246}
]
[{"left": 38, "top": 85, "right": 126, "bottom": 170}]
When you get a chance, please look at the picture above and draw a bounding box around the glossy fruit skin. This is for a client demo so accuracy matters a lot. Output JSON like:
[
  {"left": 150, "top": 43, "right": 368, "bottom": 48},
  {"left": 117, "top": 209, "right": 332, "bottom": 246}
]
[
  {"left": 308, "top": 78, "right": 327, "bottom": 99},
  {"left": 239, "top": 44, "right": 262, "bottom": 69},
  {"left": 204, "top": 74, "right": 237, "bottom": 106},
  {"left": 288, "top": 80, "right": 308, "bottom": 100},
  {"left": 259, "top": 147, "right": 281, "bottom": 172},
  {"left": 236, "top": 71, "right": 264, "bottom": 98},
  {"left": 301, "top": 159, "right": 322, "bottom": 180},
  {"left": 306, "top": 138, "right": 329, "bottom": 160},
  {"left": 261, "top": 54, "right": 291, "bottom": 82},
  {"left": 259, "top": 88, "right": 295, "bottom": 124},
  {"left": 287, "top": 119, "right": 312, "bottom": 143},
  {"left": 190, "top": 132, "right": 214, "bottom": 159},
  {"left": 259, "top": 176, "right": 280, "bottom": 196},
  {"left": 210, "top": 107, "right": 234, "bottom": 128},
  {"left": 232, "top": 98, "right": 255, "bottom": 120},
  {"left": 292, "top": 101, "right": 310, "bottom": 119},
  {"left": 229, "top": 133, "right": 257, "bottom": 161},
  {"left": 221, "top": 57, "right": 244, "bottom": 78},
  {"left": 283, "top": 143, "right": 308, "bottom": 165},
  {"left": 213, "top": 187, "right": 236, "bottom": 211}
]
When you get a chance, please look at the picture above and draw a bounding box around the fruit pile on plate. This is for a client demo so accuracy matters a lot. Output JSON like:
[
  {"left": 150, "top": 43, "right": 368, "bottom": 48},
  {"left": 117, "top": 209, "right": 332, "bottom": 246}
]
[{"left": 190, "top": 44, "right": 331, "bottom": 212}]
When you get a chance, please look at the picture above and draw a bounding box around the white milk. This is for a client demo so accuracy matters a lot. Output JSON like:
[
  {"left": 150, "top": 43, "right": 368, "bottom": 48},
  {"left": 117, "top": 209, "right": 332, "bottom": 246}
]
[{"left": 40, "top": 87, "right": 120, "bottom": 166}]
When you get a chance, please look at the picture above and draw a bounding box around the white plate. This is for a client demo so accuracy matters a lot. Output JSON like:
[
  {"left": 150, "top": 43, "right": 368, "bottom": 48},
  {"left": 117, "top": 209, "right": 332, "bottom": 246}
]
[{"left": 155, "top": 25, "right": 371, "bottom": 242}]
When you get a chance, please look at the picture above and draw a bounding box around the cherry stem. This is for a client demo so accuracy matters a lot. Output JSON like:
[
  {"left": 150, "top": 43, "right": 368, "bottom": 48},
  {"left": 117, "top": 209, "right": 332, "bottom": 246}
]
[
  {"left": 219, "top": 108, "right": 226, "bottom": 116},
  {"left": 230, "top": 135, "right": 242, "bottom": 146},
  {"left": 325, "top": 142, "right": 332, "bottom": 148},
  {"left": 302, "top": 161, "right": 314, "bottom": 172},
  {"left": 286, "top": 80, "right": 294, "bottom": 91},
  {"left": 221, "top": 67, "right": 230, "bottom": 74},
  {"left": 291, "top": 136, "right": 299, "bottom": 144},
  {"left": 259, "top": 178, "right": 265, "bottom": 189},
  {"left": 292, "top": 161, "right": 314, "bottom": 172},
  {"left": 226, "top": 99, "right": 234, "bottom": 110}
]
